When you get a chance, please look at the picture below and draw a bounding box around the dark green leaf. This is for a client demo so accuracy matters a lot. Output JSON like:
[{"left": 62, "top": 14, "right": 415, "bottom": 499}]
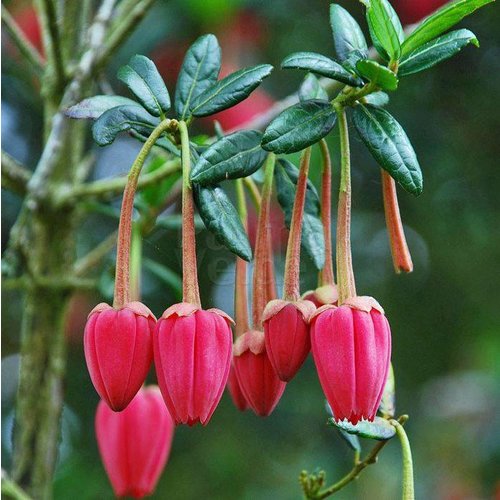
[
  {"left": 299, "top": 73, "right": 328, "bottom": 101},
  {"left": 129, "top": 129, "right": 180, "bottom": 156},
  {"left": 143, "top": 258, "right": 182, "bottom": 300},
  {"left": 364, "top": 91, "right": 390, "bottom": 107},
  {"left": 174, "top": 34, "right": 221, "bottom": 120},
  {"left": 379, "top": 363, "right": 396, "bottom": 418},
  {"left": 328, "top": 416, "right": 396, "bottom": 440},
  {"left": 330, "top": 4, "right": 368, "bottom": 61},
  {"left": 341, "top": 49, "right": 368, "bottom": 73},
  {"left": 366, "top": 0, "right": 404, "bottom": 61},
  {"left": 92, "top": 105, "right": 159, "bottom": 146},
  {"left": 281, "top": 52, "right": 362, "bottom": 86},
  {"left": 191, "top": 64, "right": 273, "bottom": 117},
  {"left": 118, "top": 55, "right": 170, "bottom": 117},
  {"left": 65, "top": 95, "right": 138, "bottom": 120},
  {"left": 401, "top": 0, "right": 493, "bottom": 57},
  {"left": 325, "top": 401, "right": 361, "bottom": 452},
  {"left": 275, "top": 159, "right": 325, "bottom": 270},
  {"left": 262, "top": 100, "right": 337, "bottom": 154},
  {"left": 356, "top": 59, "right": 398, "bottom": 91},
  {"left": 191, "top": 130, "right": 266, "bottom": 185},
  {"left": 352, "top": 104, "right": 422, "bottom": 195},
  {"left": 194, "top": 185, "right": 252, "bottom": 261},
  {"left": 399, "top": 29, "right": 479, "bottom": 76}
]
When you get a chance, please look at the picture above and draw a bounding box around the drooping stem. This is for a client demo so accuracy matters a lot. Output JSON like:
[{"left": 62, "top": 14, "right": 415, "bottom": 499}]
[
  {"left": 113, "top": 119, "right": 173, "bottom": 308},
  {"left": 283, "top": 147, "right": 311, "bottom": 301},
  {"left": 252, "top": 153, "right": 275, "bottom": 329},
  {"left": 335, "top": 106, "right": 356, "bottom": 304},
  {"left": 319, "top": 139, "right": 335, "bottom": 287},
  {"left": 129, "top": 223, "right": 142, "bottom": 302},
  {"left": 265, "top": 217, "right": 277, "bottom": 304},
  {"left": 381, "top": 170, "right": 413, "bottom": 274},
  {"left": 234, "top": 179, "right": 249, "bottom": 337},
  {"left": 179, "top": 120, "right": 201, "bottom": 307},
  {"left": 392, "top": 419, "right": 415, "bottom": 500}
]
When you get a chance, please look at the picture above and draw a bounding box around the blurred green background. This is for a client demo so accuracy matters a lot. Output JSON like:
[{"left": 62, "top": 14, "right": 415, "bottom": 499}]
[{"left": 2, "top": 0, "right": 500, "bottom": 498}]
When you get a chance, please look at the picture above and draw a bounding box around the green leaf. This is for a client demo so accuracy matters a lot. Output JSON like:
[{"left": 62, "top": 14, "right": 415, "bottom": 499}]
[
  {"left": 191, "top": 130, "right": 266, "bottom": 185},
  {"left": 118, "top": 55, "right": 171, "bottom": 117},
  {"left": 330, "top": 4, "right": 368, "bottom": 61},
  {"left": 262, "top": 100, "right": 337, "bottom": 154},
  {"left": 191, "top": 64, "right": 273, "bottom": 117},
  {"left": 401, "top": 0, "right": 493, "bottom": 57},
  {"left": 328, "top": 416, "right": 396, "bottom": 440},
  {"left": 281, "top": 52, "right": 362, "bottom": 86},
  {"left": 143, "top": 258, "right": 182, "bottom": 300},
  {"left": 325, "top": 401, "right": 361, "bottom": 452},
  {"left": 129, "top": 129, "right": 180, "bottom": 156},
  {"left": 174, "top": 34, "right": 221, "bottom": 120},
  {"left": 65, "top": 95, "right": 138, "bottom": 120},
  {"left": 275, "top": 159, "right": 325, "bottom": 270},
  {"left": 366, "top": 0, "right": 404, "bottom": 61},
  {"left": 379, "top": 363, "right": 396, "bottom": 418},
  {"left": 364, "top": 91, "right": 390, "bottom": 107},
  {"left": 399, "top": 29, "right": 479, "bottom": 76},
  {"left": 299, "top": 73, "right": 329, "bottom": 101},
  {"left": 356, "top": 59, "right": 398, "bottom": 91},
  {"left": 92, "top": 105, "right": 159, "bottom": 146},
  {"left": 352, "top": 104, "right": 422, "bottom": 195},
  {"left": 194, "top": 185, "right": 252, "bottom": 261}
]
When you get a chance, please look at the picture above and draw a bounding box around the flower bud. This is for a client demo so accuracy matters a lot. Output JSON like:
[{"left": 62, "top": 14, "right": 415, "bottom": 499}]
[
  {"left": 226, "top": 363, "right": 249, "bottom": 411},
  {"left": 84, "top": 302, "right": 155, "bottom": 411},
  {"left": 233, "top": 330, "right": 286, "bottom": 416},
  {"left": 95, "top": 385, "right": 174, "bottom": 499},
  {"left": 302, "top": 284, "right": 338, "bottom": 308},
  {"left": 154, "top": 302, "right": 233, "bottom": 425},
  {"left": 263, "top": 299, "right": 316, "bottom": 381},
  {"left": 310, "top": 297, "right": 391, "bottom": 424}
]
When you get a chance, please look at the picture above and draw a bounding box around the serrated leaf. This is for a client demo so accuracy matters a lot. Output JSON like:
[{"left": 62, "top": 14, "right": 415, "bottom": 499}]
[
  {"left": 328, "top": 416, "right": 396, "bottom": 440},
  {"left": 175, "top": 34, "right": 221, "bottom": 120},
  {"left": 92, "top": 105, "right": 159, "bottom": 146},
  {"left": 118, "top": 55, "right": 170, "bottom": 117},
  {"left": 275, "top": 159, "right": 325, "bottom": 270},
  {"left": 281, "top": 52, "right": 362, "bottom": 86},
  {"left": 65, "top": 95, "right": 138, "bottom": 120},
  {"left": 356, "top": 60, "right": 398, "bottom": 91},
  {"left": 143, "top": 258, "right": 182, "bottom": 300},
  {"left": 330, "top": 4, "right": 368, "bottom": 61},
  {"left": 262, "top": 100, "right": 337, "bottom": 154},
  {"left": 352, "top": 104, "right": 422, "bottom": 195},
  {"left": 401, "top": 0, "right": 493, "bottom": 57},
  {"left": 191, "top": 64, "right": 273, "bottom": 117},
  {"left": 191, "top": 130, "right": 266, "bottom": 185},
  {"left": 364, "top": 91, "right": 390, "bottom": 107},
  {"left": 366, "top": 0, "right": 404, "bottom": 61},
  {"left": 379, "top": 363, "right": 396, "bottom": 418},
  {"left": 399, "top": 29, "right": 479, "bottom": 76},
  {"left": 194, "top": 185, "right": 252, "bottom": 261},
  {"left": 299, "top": 73, "right": 329, "bottom": 101}
]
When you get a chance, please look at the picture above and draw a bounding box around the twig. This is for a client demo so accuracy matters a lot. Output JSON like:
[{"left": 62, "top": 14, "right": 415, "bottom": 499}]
[
  {"left": 1, "top": 5, "right": 44, "bottom": 75},
  {"left": 1, "top": 470, "right": 32, "bottom": 500},
  {"left": 74, "top": 231, "right": 117, "bottom": 277},
  {"left": 1, "top": 152, "right": 32, "bottom": 196}
]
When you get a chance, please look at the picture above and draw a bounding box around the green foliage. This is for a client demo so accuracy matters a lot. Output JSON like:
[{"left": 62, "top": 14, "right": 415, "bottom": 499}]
[
  {"left": 356, "top": 59, "right": 399, "bottom": 91},
  {"left": 299, "top": 73, "right": 328, "bottom": 101},
  {"left": 65, "top": 95, "right": 137, "bottom": 119},
  {"left": 117, "top": 55, "right": 171, "bottom": 117},
  {"left": 330, "top": 4, "right": 368, "bottom": 62},
  {"left": 329, "top": 416, "right": 397, "bottom": 440},
  {"left": 364, "top": 91, "right": 390, "bottom": 107},
  {"left": 379, "top": 364, "right": 396, "bottom": 418},
  {"left": 190, "top": 130, "right": 267, "bottom": 185},
  {"left": 262, "top": 100, "right": 337, "bottom": 154},
  {"left": 352, "top": 104, "right": 423, "bottom": 196}
]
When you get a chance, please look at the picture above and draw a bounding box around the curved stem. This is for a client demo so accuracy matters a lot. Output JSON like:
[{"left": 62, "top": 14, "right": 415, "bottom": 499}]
[
  {"left": 252, "top": 153, "right": 275, "bottom": 329},
  {"left": 179, "top": 120, "right": 201, "bottom": 306},
  {"left": 391, "top": 419, "right": 415, "bottom": 500},
  {"left": 319, "top": 139, "right": 335, "bottom": 287},
  {"left": 283, "top": 147, "right": 311, "bottom": 301},
  {"left": 335, "top": 107, "right": 356, "bottom": 304},
  {"left": 234, "top": 179, "right": 249, "bottom": 336},
  {"left": 129, "top": 223, "right": 142, "bottom": 302},
  {"left": 243, "top": 176, "right": 262, "bottom": 210},
  {"left": 113, "top": 119, "right": 173, "bottom": 308},
  {"left": 381, "top": 170, "right": 413, "bottom": 274}
]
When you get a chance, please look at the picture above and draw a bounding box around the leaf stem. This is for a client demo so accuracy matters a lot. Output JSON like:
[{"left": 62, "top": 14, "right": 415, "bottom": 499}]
[
  {"left": 318, "top": 139, "right": 335, "bottom": 287},
  {"left": 252, "top": 153, "right": 275, "bottom": 329},
  {"left": 391, "top": 419, "right": 415, "bottom": 500},
  {"left": 178, "top": 120, "right": 201, "bottom": 307},
  {"left": 283, "top": 147, "right": 311, "bottom": 301},
  {"left": 113, "top": 119, "right": 173, "bottom": 308},
  {"left": 335, "top": 106, "right": 356, "bottom": 304},
  {"left": 243, "top": 177, "right": 262, "bottom": 209},
  {"left": 381, "top": 170, "right": 413, "bottom": 273}
]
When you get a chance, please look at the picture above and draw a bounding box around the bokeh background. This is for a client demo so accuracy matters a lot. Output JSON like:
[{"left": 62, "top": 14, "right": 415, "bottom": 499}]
[{"left": 2, "top": 0, "right": 500, "bottom": 498}]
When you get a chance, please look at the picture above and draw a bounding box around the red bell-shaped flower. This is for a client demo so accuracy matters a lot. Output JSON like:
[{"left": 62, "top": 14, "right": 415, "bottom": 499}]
[
  {"left": 84, "top": 302, "right": 155, "bottom": 411},
  {"left": 226, "top": 363, "right": 249, "bottom": 411},
  {"left": 95, "top": 385, "right": 174, "bottom": 498},
  {"left": 233, "top": 330, "right": 286, "bottom": 416},
  {"left": 263, "top": 299, "right": 315, "bottom": 382},
  {"left": 154, "top": 302, "right": 233, "bottom": 426},
  {"left": 311, "top": 297, "right": 391, "bottom": 424}
]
